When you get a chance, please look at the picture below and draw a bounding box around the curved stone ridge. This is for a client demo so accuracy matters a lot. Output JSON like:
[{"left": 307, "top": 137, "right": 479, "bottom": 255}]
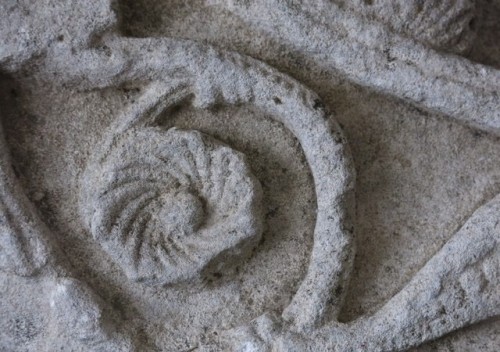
[
  {"left": 0, "top": 120, "right": 51, "bottom": 276},
  {"left": 81, "top": 126, "right": 263, "bottom": 285},
  {"left": 3, "top": 0, "right": 499, "bottom": 350},
  {"left": 220, "top": 0, "right": 500, "bottom": 135},
  {"left": 223, "top": 194, "right": 500, "bottom": 350},
  {"left": 74, "top": 41, "right": 356, "bottom": 327}
]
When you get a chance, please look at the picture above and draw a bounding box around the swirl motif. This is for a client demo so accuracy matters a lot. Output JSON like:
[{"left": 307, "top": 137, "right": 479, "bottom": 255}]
[
  {"left": 81, "top": 126, "right": 263, "bottom": 285},
  {"left": 2, "top": 1, "right": 499, "bottom": 350},
  {"left": 76, "top": 53, "right": 357, "bottom": 329}
]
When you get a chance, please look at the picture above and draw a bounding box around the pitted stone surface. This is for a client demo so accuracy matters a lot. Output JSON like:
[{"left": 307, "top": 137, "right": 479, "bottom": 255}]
[
  {"left": 1, "top": 0, "right": 499, "bottom": 351},
  {"left": 330, "top": 0, "right": 478, "bottom": 54},
  {"left": 81, "top": 125, "right": 264, "bottom": 286}
]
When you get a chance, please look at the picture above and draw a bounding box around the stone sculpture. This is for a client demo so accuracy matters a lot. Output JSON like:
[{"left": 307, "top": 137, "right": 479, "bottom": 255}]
[
  {"left": 81, "top": 122, "right": 264, "bottom": 286},
  {"left": 1, "top": 0, "right": 498, "bottom": 351}
]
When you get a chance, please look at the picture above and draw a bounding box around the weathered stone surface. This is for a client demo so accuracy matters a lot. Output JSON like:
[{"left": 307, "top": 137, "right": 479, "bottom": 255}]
[
  {"left": 331, "top": 0, "right": 478, "bottom": 54},
  {"left": 81, "top": 109, "right": 264, "bottom": 286},
  {"left": 1, "top": 0, "right": 499, "bottom": 351}
]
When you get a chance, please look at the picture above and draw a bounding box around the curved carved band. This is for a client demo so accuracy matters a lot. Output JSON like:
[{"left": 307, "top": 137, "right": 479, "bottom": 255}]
[{"left": 79, "top": 50, "right": 356, "bottom": 329}]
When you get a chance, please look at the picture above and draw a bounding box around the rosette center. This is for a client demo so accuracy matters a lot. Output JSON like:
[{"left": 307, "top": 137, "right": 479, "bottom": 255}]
[
  {"left": 156, "top": 191, "right": 204, "bottom": 237},
  {"left": 81, "top": 127, "right": 263, "bottom": 285}
]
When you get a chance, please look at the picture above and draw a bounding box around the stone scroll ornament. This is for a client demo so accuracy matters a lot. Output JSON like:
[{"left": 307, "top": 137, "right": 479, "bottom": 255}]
[
  {"left": 0, "top": 0, "right": 499, "bottom": 351},
  {"left": 76, "top": 57, "right": 357, "bottom": 328}
]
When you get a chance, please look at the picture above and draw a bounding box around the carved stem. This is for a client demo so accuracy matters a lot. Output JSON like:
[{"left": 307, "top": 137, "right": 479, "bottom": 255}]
[
  {"left": 221, "top": 0, "right": 500, "bottom": 135},
  {"left": 315, "top": 193, "right": 500, "bottom": 351},
  {"left": 0, "top": 118, "right": 52, "bottom": 275}
]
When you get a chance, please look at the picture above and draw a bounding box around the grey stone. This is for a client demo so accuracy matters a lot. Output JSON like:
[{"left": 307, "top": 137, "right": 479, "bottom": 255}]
[
  {"left": 0, "top": 0, "right": 499, "bottom": 351},
  {"left": 331, "top": 0, "right": 478, "bottom": 54}
]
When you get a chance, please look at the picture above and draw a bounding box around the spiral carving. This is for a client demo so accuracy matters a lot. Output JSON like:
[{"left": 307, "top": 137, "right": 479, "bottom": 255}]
[
  {"left": 81, "top": 126, "right": 263, "bottom": 285},
  {"left": 78, "top": 43, "right": 357, "bottom": 329}
]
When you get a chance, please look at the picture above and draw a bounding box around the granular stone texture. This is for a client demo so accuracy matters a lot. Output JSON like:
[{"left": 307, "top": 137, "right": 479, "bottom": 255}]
[{"left": 1, "top": 1, "right": 499, "bottom": 351}]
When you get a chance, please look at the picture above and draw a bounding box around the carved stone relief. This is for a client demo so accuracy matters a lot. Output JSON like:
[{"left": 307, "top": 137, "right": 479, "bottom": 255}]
[{"left": 1, "top": 0, "right": 499, "bottom": 351}]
